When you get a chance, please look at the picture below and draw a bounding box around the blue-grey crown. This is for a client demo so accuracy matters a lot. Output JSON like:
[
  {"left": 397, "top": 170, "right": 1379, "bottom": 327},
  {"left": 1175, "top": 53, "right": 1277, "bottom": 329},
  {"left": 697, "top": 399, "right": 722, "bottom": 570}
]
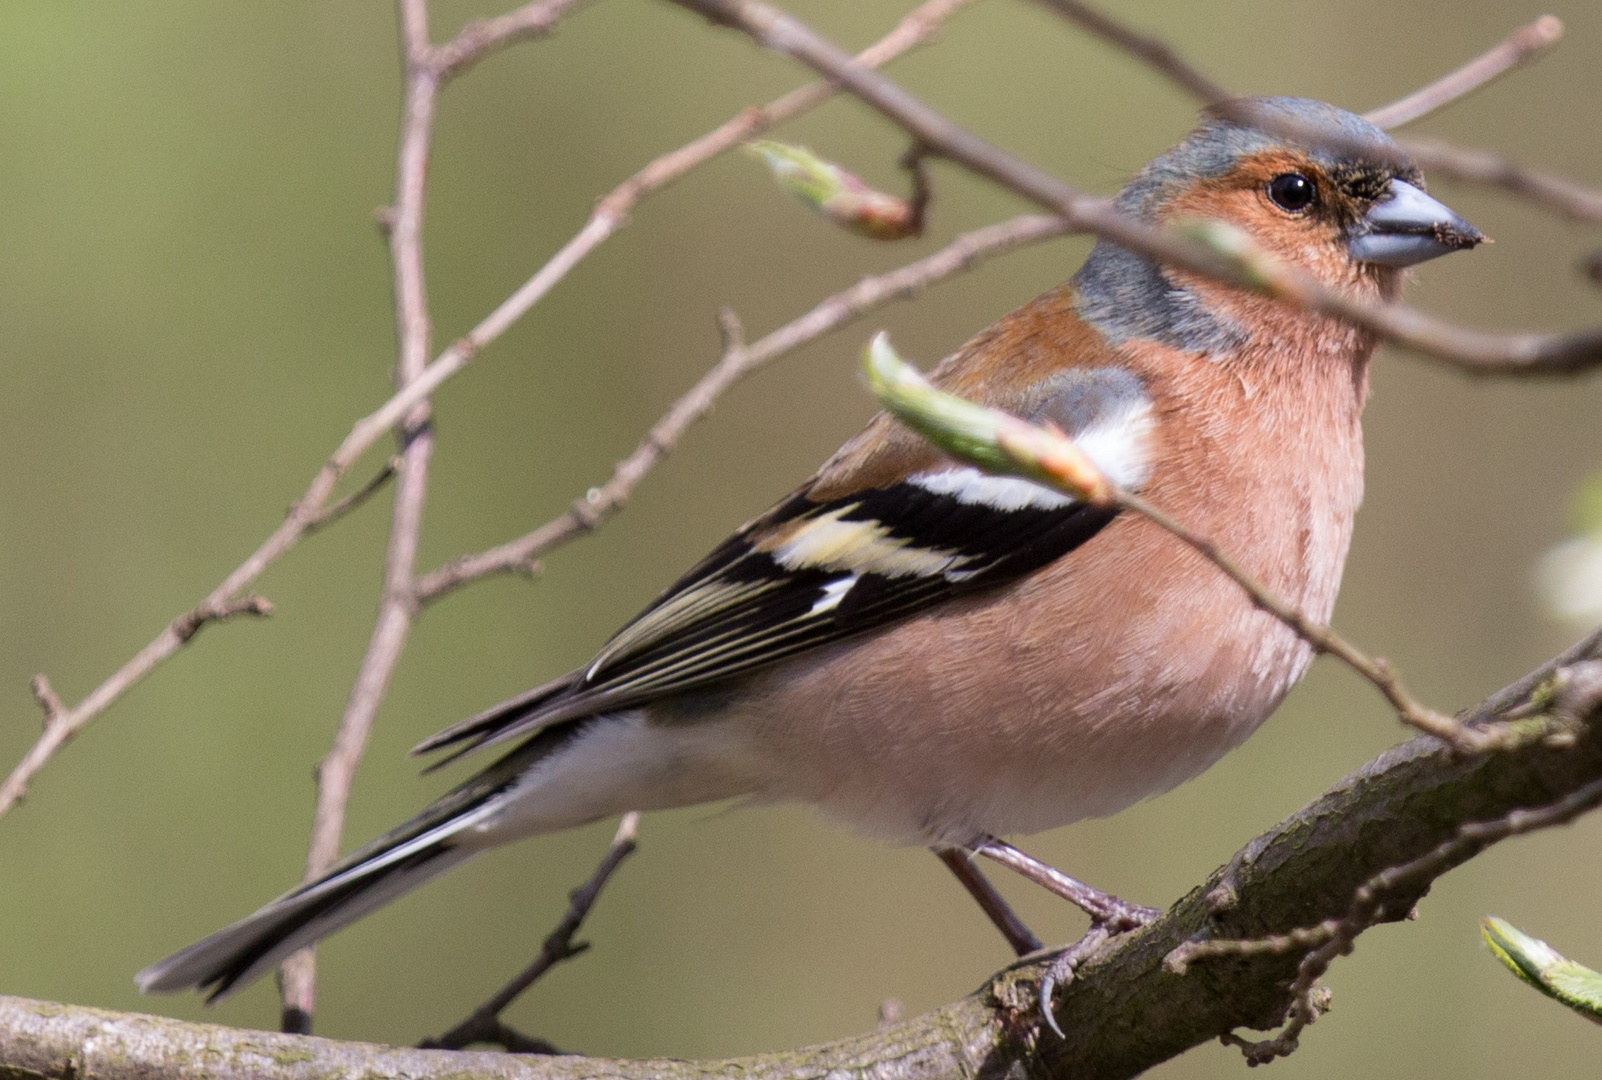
[{"left": 1115, "top": 97, "right": 1398, "bottom": 219}]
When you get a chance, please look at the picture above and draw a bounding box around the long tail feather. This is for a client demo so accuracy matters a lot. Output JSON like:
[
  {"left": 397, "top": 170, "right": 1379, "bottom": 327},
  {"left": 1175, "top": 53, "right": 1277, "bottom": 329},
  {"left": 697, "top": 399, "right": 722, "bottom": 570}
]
[
  {"left": 136, "top": 731, "right": 565, "bottom": 998},
  {"left": 138, "top": 840, "right": 476, "bottom": 999},
  {"left": 139, "top": 711, "right": 688, "bottom": 999}
]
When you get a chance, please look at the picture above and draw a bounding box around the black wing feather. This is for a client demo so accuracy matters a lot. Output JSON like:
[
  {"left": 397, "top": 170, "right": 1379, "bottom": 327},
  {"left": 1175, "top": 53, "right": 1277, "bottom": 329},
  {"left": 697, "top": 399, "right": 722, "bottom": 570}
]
[{"left": 418, "top": 483, "right": 1118, "bottom": 762}]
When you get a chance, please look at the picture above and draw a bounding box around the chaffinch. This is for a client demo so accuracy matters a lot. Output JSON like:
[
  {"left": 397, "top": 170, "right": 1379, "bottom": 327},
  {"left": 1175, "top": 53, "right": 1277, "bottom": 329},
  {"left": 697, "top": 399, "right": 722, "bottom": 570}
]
[{"left": 139, "top": 97, "right": 1482, "bottom": 999}]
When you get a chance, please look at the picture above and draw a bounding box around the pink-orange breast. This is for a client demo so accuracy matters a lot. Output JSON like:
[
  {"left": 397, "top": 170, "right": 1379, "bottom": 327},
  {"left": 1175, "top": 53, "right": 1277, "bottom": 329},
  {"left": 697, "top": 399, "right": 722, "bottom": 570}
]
[{"left": 710, "top": 300, "right": 1371, "bottom": 847}]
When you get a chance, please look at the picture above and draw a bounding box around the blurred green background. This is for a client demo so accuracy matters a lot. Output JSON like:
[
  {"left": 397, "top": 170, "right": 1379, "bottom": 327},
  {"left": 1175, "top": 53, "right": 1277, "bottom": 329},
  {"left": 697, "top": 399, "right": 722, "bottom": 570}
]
[{"left": 2, "top": 1, "right": 1601, "bottom": 1075}]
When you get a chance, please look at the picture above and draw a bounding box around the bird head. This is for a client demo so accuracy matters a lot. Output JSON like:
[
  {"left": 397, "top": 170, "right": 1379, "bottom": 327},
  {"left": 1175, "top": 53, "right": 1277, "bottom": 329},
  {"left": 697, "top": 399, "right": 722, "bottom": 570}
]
[
  {"left": 1073, "top": 96, "right": 1482, "bottom": 353},
  {"left": 1137, "top": 96, "right": 1482, "bottom": 289}
]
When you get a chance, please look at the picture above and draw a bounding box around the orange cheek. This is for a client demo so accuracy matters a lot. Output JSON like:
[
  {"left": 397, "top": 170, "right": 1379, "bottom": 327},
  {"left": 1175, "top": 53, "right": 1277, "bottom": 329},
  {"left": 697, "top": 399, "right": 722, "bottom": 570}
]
[{"left": 1160, "top": 187, "right": 1358, "bottom": 286}]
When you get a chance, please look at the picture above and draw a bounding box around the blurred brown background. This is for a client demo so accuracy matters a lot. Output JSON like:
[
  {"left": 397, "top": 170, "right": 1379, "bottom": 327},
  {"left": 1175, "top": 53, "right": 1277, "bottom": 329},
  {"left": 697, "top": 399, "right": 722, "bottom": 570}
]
[{"left": 2, "top": 1, "right": 1601, "bottom": 1075}]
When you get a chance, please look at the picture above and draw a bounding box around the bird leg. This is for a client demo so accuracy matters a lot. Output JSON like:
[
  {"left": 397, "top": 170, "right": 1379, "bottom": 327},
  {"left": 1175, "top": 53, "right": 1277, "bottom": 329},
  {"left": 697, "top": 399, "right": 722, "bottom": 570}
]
[
  {"left": 973, "top": 835, "right": 1161, "bottom": 931},
  {"left": 972, "top": 835, "right": 1163, "bottom": 1039},
  {"left": 933, "top": 847, "right": 1044, "bottom": 956}
]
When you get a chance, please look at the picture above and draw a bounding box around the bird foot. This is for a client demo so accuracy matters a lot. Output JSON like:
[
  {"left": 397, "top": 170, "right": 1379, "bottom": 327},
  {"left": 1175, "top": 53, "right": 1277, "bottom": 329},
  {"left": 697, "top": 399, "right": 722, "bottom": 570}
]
[
  {"left": 1091, "top": 894, "right": 1164, "bottom": 934},
  {"left": 961, "top": 835, "right": 1163, "bottom": 1036},
  {"left": 1037, "top": 903, "right": 1161, "bottom": 1040}
]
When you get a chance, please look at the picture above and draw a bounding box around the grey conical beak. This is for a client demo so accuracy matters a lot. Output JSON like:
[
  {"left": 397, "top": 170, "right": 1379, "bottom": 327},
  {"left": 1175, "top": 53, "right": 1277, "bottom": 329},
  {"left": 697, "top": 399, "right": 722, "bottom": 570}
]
[{"left": 1348, "top": 179, "right": 1484, "bottom": 267}]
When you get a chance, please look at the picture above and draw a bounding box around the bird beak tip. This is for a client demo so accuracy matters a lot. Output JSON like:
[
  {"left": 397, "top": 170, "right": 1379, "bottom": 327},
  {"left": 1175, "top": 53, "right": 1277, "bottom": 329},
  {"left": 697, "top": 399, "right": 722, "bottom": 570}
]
[{"left": 1348, "top": 178, "right": 1483, "bottom": 269}]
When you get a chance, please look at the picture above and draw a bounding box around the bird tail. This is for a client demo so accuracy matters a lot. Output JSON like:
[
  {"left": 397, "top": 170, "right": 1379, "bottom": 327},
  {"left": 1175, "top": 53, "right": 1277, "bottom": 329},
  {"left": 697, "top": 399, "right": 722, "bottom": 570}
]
[
  {"left": 138, "top": 700, "right": 755, "bottom": 999},
  {"left": 136, "top": 728, "right": 565, "bottom": 1000},
  {"left": 136, "top": 840, "right": 478, "bottom": 1000}
]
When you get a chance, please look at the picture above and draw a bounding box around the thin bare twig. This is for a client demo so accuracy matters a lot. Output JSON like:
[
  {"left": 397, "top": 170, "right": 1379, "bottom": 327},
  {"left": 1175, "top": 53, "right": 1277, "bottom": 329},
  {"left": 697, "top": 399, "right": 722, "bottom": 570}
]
[
  {"left": 1029, "top": 0, "right": 1229, "bottom": 105},
  {"left": 0, "top": 382, "right": 455, "bottom": 819},
  {"left": 278, "top": 0, "right": 441, "bottom": 1032},
  {"left": 413, "top": 213, "right": 1070, "bottom": 600},
  {"left": 420, "top": 813, "right": 640, "bottom": 1052},
  {"left": 433, "top": 0, "right": 597, "bottom": 82},
  {"left": 1, "top": 586, "right": 283, "bottom": 813},
  {"left": 1364, "top": 15, "right": 1565, "bottom": 129},
  {"left": 303, "top": 456, "right": 402, "bottom": 535},
  {"left": 170, "top": 595, "right": 276, "bottom": 645},
  {"left": 1037, "top": 3, "right": 1566, "bottom": 136},
  {"left": 1164, "top": 922, "right": 1340, "bottom": 975},
  {"left": 1395, "top": 136, "right": 1602, "bottom": 224},
  {"left": 0, "top": 0, "right": 600, "bottom": 824},
  {"left": 668, "top": 0, "right": 1602, "bottom": 378}
]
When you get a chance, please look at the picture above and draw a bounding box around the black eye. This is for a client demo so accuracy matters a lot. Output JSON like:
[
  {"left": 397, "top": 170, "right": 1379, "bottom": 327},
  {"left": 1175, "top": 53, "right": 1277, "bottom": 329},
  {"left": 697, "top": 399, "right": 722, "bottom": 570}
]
[{"left": 1267, "top": 173, "right": 1316, "bottom": 213}]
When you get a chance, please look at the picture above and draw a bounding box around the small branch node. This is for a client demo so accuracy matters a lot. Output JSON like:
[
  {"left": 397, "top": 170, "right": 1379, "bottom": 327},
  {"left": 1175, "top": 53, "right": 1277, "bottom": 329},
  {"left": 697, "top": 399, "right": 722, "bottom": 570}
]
[
  {"left": 29, "top": 676, "right": 66, "bottom": 727},
  {"left": 1555, "top": 659, "right": 1602, "bottom": 722},
  {"left": 899, "top": 142, "right": 933, "bottom": 235},
  {"left": 716, "top": 306, "right": 746, "bottom": 354},
  {"left": 1221, "top": 1026, "right": 1299, "bottom": 1066},
  {"left": 305, "top": 458, "right": 400, "bottom": 535},
  {"left": 171, "top": 594, "right": 275, "bottom": 644},
  {"left": 1204, "top": 881, "right": 1238, "bottom": 914},
  {"left": 434, "top": 0, "right": 593, "bottom": 82},
  {"left": 570, "top": 489, "right": 608, "bottom": 530}
]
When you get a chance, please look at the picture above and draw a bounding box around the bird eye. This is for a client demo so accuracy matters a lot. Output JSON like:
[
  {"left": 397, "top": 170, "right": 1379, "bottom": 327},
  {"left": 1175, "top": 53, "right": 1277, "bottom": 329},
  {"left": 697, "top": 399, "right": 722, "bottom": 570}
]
[{"left": 1267, "top": 173, "right": 1316, "bottom": 213}]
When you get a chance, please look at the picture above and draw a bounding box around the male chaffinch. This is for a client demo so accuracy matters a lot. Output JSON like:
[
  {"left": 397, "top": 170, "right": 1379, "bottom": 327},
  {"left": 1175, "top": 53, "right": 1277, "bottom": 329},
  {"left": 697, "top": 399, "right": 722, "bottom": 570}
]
[{"left": 139, "top": 97, "right": 1482, "bottom": 999}]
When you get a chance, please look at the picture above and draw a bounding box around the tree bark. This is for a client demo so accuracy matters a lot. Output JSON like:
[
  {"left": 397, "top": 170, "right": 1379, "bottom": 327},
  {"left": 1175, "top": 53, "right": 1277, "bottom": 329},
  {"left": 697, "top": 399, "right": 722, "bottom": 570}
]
[{"left": 3, "top": 630, "right": 1599, "bottom": 1080}]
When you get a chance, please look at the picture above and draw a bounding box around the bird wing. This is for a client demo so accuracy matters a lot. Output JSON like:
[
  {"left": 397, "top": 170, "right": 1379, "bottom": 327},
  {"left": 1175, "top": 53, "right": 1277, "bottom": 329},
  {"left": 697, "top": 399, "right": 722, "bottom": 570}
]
[{"left": 415, "top": 361, "right": 1153, "bottom": 765}]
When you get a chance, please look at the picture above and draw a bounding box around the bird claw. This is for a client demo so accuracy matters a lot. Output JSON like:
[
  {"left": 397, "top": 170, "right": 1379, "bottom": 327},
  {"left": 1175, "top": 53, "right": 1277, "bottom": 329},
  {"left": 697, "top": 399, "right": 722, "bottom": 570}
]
[{"left": 1038, "top": 904, "right": 1162, "bottom": 1039}]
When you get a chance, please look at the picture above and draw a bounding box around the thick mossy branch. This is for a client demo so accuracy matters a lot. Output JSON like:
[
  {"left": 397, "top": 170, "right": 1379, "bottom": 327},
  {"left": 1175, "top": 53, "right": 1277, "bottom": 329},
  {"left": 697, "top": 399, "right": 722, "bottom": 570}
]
[{"left": 3, "top": 632, "right": 1600, "bottom": 1080}]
